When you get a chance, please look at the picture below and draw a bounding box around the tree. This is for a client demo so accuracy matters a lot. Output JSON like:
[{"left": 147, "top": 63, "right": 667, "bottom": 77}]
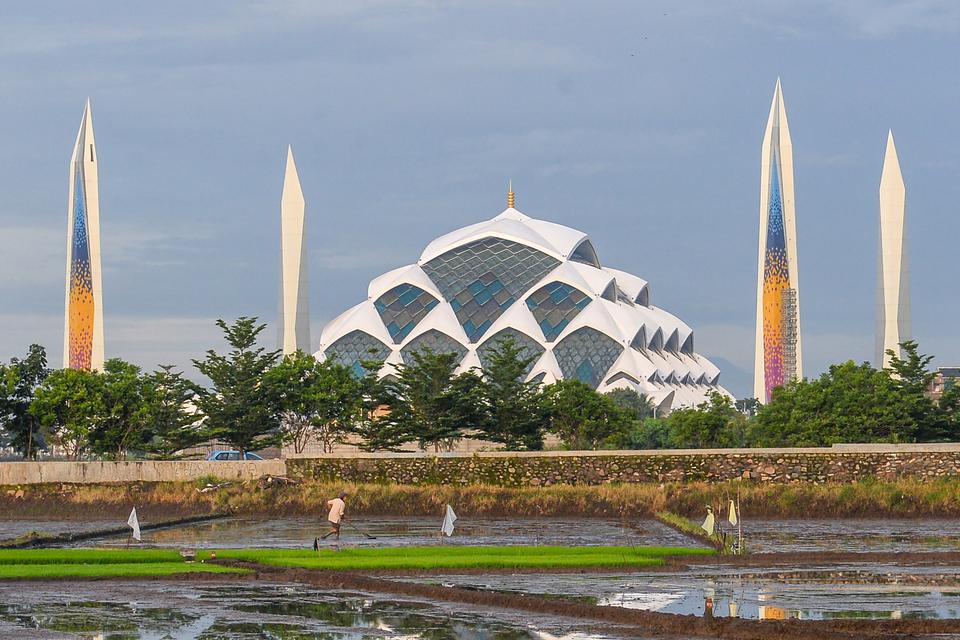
[
  {"left": 475, "top": 335, "right": 546, "bottom": 451},
  {"left": 380, "top": 349, "right": 484, "bottom": 452},
  {"left": 30, "top": 368, "right": 103, "bottom": 460},
  {"left": 750, "top": 361, "right": 912, "bottom": 447},
  {"left": 542, "top": 380, "right": 632, "bottom": 450},
  {"left": 192, "top": 317, "right": 283, "bottom": 455},
  {"left": 607, "top": 417, "right": 673, "bottom": 450},
  {"left": 88, "top": 359, "right": 151, "bottom": 460},
  {"left": 669, "top": 391, "right": 745, "bottom": 448},
  {"left": 0, "top": 345, "right": 50, "bottom": 458},
  {"left": 886, "top": 340, "right": 948, "bottom": 441},
  {"left": 141, "top": 365, "right": 204, "bottom": 458},
  {"left": 266, "top": 351, "right": 362, "bottom": 454},
  {"left": 349, "top": 365, "right": 401, "bottom": 452},
  {"left": 605, "top": 389, "right": 656, "bottom": 420}
]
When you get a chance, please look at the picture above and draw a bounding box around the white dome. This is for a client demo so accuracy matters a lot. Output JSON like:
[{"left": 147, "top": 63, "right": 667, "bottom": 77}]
[{"left": 316, "top": 207, "right": 729, "bottom": 408}]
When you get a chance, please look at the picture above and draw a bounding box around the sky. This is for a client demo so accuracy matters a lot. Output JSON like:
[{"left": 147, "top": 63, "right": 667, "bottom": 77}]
[{"left": 0, "top": 1, "right": 958, "bottom": 398}]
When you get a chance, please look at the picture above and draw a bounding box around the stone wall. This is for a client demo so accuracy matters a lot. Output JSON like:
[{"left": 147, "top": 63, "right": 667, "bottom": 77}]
[
  {"left": 286, "top": 444, "right": 960, "bottom": 486},
  {"left": 0, "top": 460, "right": 285, "bottom": 485},
  {"left": 1, "top": 444, "right": 957, "bottom": 486}
]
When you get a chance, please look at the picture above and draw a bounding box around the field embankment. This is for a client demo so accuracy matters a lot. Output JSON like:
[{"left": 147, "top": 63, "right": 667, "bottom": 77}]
[{"left": 1, "top": 477, "right": 958, "bottom": 520}]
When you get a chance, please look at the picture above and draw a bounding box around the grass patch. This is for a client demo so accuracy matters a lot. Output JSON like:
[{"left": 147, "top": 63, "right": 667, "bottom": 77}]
[
  {"left": 0, "top": 548, "right": 183, "bottom": 565},
  {"left": 0, "top": 548, "right": 250, "bottom": 579},
  {"left": 4, "top": 477, "right": 959, "bottom": 520},
  {"left": 203, "top": 545, "right": 712, "bottom": 571},
  {"left": 0, "top": 562, "right": 246, "bottom": 579},
  {"left": 655, "top": 511, "right": 733, "bottom": 553}
]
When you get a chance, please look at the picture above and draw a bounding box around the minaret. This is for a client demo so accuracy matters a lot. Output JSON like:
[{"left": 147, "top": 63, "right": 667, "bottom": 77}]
[
  {"left": 63, "top": 99, "right": 104, "bottom": 371},
  {"left": 279, "top": 145, "right": 310, "bottom": 354},
  {"left": 754, "top": 79, "right": 802, "bottom": 402},
  {"left": 876, "top": 130, "right": 910, "bottom": 368}
]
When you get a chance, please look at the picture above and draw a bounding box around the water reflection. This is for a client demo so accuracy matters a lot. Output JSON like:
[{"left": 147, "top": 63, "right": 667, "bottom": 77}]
[
  {"left": 69, "top": 516, "right": 696, "bottom": 551},
  {"left": 428, "top": 568, "right": 960, "bottom": 621},
  {"left": 0, "top": 582, "right": 617, "bottom": 639},
  {"left": 743, "top": 519, "right": 960, "bottom": 554}
]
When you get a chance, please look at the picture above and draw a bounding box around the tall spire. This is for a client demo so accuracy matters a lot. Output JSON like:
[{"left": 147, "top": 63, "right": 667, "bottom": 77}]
[
  {"left": 279, "top": 145, "right": 311, "bottom": 354},
  {"left": 63, "top": 99, "right": 105, "bottom": 371},
  {"left": 754, "top": 79, "right": 802, "bottom": 402},
  {"left": 876, "top": 130, "right": 910, "bottom": 368},
  {"left": 507, "top": 179, "right": 516, "bottom": 209}
]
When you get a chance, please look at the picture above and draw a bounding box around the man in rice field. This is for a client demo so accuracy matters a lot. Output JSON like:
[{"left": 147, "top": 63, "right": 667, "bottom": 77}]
[{"left": 314, "top": 491, "right": 348, "bottom": 548}]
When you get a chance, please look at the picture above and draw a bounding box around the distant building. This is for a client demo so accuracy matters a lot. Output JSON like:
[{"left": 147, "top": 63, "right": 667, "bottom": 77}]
[
  {"left": 927, "top": 367, "right": 960, "bottom": 402},
  {"left": 315, "top": 188, "right": 729, "bottom": 410},
  {"left": 63, "top": 100, "right": 104, "bottom": 371},
  {"left": 754, "top": 79, "right": 802, "bottom": 403}
]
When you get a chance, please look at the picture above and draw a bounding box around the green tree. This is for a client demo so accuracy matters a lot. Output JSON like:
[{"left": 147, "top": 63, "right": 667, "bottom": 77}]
[
  {"left": 475, "top": 336, "right": 546, "bottom": 451},
  {"left": 886, "top": 340, "right": 948, "bottom": 441},
  {"left": 89, "top": 358, "right": 151, "bottom": 460},
  {"left": 605, "top": 389, "right": 656, "bottom": 420},
  {"left": 669, "top": 391, "right": 745, "bottom": 448},
  {"left": 192, "top": 317, "right": 282, "bottom": 455},
  {"left": 266, "top": 351, "right": 362, "bottom": 454},
  {"left": 141, "top": 365, "right": 204, "bottom": 458},
  {"left": 0, "top": 345, "right": 50, "bottom": 458},
  {"left": 608, "top": 417, "right": 673, "bottom": 450},
  {"left": 542, "top": 380, "right": 632, "bottom": 450},
  {"left": 30, "top": 368, "right": 103, "bottom": 460},
  {"left": 380, "top": 349, "right": 484, "bottom": 452},
  {"left": 750, "top": 361, "right": 911, "bottom": 446}
]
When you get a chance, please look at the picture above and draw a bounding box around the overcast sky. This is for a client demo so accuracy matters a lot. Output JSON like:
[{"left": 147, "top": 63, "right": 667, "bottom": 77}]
[{"left": 1, "top": 1, "right": 958, "bottom": 398}]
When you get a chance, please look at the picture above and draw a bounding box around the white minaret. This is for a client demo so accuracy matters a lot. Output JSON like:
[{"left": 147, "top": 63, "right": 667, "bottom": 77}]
[
  {"left": 63, "top": 99, "right": 105, "bottom": 371},
  {"left": 876, "top": 130, "right": 910, "bottom": 368},
  {"left": 754, "top": 79, "right": 802, "bottom": 402},
  {"left": 279, "top": 145, "right": 310, "bottom": 354}
]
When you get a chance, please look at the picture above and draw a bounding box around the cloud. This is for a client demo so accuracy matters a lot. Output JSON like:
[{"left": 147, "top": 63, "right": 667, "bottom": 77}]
[
  {"left": 0, "top": 226, "right": 63, "bottom": 287},
  {"left": 829, "top": 0, "right": 960, "bottom": 37},
  {"left": 0, "top": 313, "right": 225, "bottom": 374}
]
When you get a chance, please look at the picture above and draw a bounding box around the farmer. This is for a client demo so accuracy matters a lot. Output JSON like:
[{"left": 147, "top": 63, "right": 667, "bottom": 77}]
[{"left": 316, "top": 491, "right": 348, "bottom": 546}]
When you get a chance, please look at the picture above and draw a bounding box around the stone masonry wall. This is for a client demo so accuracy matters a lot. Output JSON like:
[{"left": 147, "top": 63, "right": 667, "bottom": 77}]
[{"left": 286, "top": 445, "right": 960, "bottom": 486}]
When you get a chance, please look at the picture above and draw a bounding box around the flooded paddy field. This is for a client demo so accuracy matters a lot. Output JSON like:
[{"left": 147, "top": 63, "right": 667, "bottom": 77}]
[
  {"left": 66, "top": 516, "right": 698, "bottom": 549},
  {"left": 48, "top": 515, "right": 960, "bottom": 556},
  {"left": 0, "top": 579, "right": 634, "bottom": 640},
  {"left": 744, "top": 518, "right": 960, "bottom": 554},
  {"left": 0, "top": 518, "right": 117, "bottom": 541},
  {"left": 407, "top": 562, "right": 960, "bottom": 621}
]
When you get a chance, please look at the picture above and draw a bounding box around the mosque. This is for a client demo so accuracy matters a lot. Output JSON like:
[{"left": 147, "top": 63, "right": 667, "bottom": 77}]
[{"left": 311, "top": 185, "right": 729, "bottom": 412}]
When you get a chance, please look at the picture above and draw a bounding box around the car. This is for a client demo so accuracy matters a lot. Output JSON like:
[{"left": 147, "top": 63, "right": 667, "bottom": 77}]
[{"left": 205, "top": 450, "right": 264, "bottom": 461}]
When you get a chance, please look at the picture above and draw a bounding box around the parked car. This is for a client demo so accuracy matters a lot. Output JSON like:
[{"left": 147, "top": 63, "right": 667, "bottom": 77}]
[{"left": 206, "top": 450, "right": 264, "bottom": 461}]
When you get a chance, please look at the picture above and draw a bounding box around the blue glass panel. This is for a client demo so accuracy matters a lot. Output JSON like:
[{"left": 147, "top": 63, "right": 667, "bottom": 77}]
[
  {"left": 325, "top": 330, "right": 391, "bottom": 377},
  {"left": 400, "top": 329, "right": 467, "bottom": 366},
  {"left": 526, "top": 281, "right": 591, "bottom": 342},
  {"left": 422, "top": 237, "right": 560, "bottom": 343},
  {"left": 552, "top": 326, "right": 623, "bottom": 390},
  {"left": 374, "top": 283, "right": 440, "bottom": 344}
]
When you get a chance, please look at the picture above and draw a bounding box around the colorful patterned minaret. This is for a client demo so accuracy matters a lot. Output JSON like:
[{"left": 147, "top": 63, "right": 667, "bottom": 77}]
[
  {"left": 63, "top": 99, "right": 104, "bottom": 371},
  {"left": 754, "top": 80, "right": 802, "bottom": 402}
]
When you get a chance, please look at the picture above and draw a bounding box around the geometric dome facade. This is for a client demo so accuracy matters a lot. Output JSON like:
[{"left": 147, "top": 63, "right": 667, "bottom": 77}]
[{"left": 316, "top": 206, "right": 728, "bottom": 410}]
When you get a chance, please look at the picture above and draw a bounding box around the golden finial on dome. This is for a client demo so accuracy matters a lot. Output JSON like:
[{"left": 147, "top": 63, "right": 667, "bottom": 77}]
[{"left": 507, "top": 179, "right": 516, "bottom": 208}]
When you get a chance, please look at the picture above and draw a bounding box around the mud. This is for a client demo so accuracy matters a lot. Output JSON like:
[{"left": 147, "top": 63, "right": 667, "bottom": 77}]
[
  {"left": 216, "top": 561, "right": 960, "bottom": 639},
  {"left": 76, "top": 514, "right": 698, "bottom": 549},
  {"left": 0, "top": 512, "right": 231, "bottom": 548}
]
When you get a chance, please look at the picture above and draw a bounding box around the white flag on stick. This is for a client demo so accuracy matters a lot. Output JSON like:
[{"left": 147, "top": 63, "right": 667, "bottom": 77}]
[
  {"left": 701, "top": 509, "right": 715, "bottom": 536},
  {"left": 728, "top": 500, "right": 738, "bottom": 526},
  {"left": 441, "top": 504, "right": 457, "bottom": 537},
  {"left": 127, "top": 507, "right": 141, "bottom": 541}
]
